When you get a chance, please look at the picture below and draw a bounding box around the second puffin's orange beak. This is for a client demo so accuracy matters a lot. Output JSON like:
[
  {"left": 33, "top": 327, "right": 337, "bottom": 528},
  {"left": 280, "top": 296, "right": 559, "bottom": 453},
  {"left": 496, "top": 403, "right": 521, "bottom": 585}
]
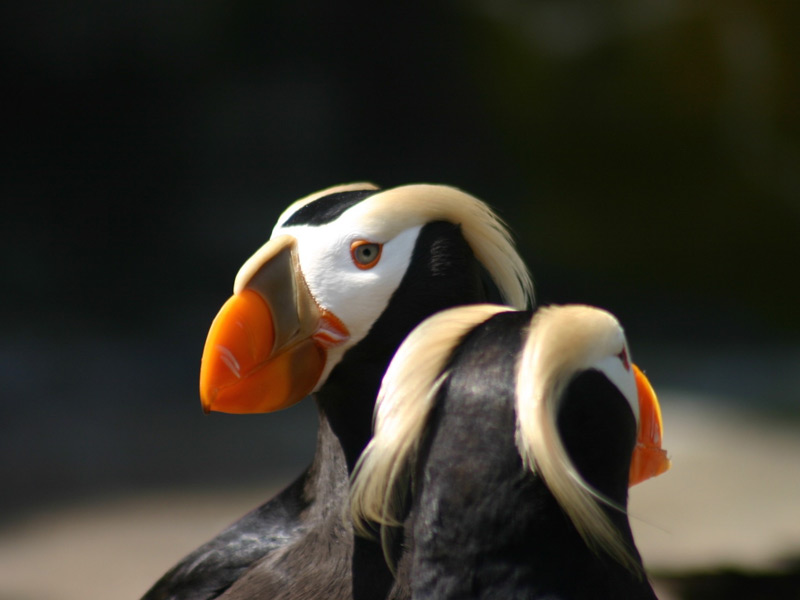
[
  {"left": 628, "top": 364, "right": 671, "bottom": 486},
  {"left": 199, "top": 235, "right": 349, "bottom": 414}
]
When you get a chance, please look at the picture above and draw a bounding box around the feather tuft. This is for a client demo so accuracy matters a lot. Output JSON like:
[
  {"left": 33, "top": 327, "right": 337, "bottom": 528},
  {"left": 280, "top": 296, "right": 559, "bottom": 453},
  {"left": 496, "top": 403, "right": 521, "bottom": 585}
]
[{"left": 514, "top": 304, "right": 642, "bottom": 574}]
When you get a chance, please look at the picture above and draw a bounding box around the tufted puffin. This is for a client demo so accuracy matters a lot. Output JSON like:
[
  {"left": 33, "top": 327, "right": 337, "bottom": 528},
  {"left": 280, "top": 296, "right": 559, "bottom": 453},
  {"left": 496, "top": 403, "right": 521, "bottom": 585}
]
[
  {"left": 351, "top": 304, "right": 670, "bottom": 599},
  {"left": 142, "top": 183, "right": 533, "bottom": 600}
]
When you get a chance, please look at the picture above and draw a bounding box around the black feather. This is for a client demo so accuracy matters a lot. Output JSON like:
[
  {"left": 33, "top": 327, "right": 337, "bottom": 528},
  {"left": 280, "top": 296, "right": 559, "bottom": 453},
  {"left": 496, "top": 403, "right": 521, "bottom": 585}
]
[{"left": 282, "top": 190, "right": 377, "bottom": 227}]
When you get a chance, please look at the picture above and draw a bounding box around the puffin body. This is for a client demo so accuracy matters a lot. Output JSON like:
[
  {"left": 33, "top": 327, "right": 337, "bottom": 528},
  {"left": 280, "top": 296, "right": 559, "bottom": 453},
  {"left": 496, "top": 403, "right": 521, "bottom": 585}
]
[
  {"left": 142, "top": 183, "right": 532, "bottom": 600},
  {"left": 351, "top": 304, "right": 669, "bottom": 600}
]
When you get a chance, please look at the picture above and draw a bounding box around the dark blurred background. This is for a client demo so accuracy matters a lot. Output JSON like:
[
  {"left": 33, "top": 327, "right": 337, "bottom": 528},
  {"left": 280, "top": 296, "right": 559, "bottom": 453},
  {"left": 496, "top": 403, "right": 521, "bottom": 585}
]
[{"left": 2, "top": 0, "right": 799, "bottom": 584}]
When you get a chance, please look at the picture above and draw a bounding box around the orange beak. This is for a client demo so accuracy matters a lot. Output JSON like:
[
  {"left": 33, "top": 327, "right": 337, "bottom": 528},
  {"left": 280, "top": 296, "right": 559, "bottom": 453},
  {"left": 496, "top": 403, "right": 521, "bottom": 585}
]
[
  {"left": 199, "top": 235, "right": 349, "bottom": 414},
  {"left": 628, "top": 364, "right": 671, "bottom": 486}
]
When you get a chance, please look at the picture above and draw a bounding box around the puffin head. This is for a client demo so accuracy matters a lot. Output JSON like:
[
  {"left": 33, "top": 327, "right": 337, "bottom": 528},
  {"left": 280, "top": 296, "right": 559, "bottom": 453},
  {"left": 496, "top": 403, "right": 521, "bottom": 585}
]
[
  {"left": 515, "top": 305, "right": 669, "bottom": 488},
  {"left": 199, "top": 183, "right": 533, "bottom": 414},
  {"left": 514, "top": 305, "right": 670, "bottom": 570}
]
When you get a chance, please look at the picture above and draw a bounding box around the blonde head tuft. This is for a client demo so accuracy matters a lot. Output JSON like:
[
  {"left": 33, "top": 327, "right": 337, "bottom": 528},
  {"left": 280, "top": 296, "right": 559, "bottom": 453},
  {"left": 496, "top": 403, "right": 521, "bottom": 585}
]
[{"left": 515, "top": 304, "right": 642, "bottom": 574}]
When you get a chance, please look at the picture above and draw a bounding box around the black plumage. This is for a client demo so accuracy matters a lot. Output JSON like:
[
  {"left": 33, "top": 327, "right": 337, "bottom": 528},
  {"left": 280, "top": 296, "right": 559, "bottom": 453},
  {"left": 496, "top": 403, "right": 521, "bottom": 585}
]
[{"left": 352, "top": 306, "right": 665, "bottom": 600}]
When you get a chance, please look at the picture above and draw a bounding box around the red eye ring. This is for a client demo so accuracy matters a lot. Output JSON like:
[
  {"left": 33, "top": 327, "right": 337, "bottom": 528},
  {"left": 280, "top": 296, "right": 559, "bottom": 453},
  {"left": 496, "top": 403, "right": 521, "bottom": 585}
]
[{"left": 350, "top": 240, "right": 383, "bottom": 270}]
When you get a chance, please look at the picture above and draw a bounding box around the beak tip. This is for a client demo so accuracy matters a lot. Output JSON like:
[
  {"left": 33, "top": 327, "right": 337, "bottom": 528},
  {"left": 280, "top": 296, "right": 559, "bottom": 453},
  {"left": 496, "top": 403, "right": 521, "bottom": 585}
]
[
  {"left": 629, "top": 445, "right": 672, "bottom": 486},
  {"left": 200, "top": 386, "right": 216, "bottom": 414},
  {"left": 659, "top": 451, "right": 672, "bottom": 475}
]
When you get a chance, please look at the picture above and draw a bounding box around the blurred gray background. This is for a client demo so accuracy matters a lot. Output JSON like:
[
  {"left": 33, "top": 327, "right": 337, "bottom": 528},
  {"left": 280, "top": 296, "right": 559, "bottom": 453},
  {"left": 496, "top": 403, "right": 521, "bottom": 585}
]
[{"left": 2, "top": 1, "right": 799, "bottom": 598}]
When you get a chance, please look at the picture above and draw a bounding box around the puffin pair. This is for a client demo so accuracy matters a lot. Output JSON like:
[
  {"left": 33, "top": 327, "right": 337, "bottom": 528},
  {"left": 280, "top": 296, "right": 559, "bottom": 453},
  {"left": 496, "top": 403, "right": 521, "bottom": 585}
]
[
  {"left": 350, "top": 304, "right": 670, "bottom": 599},
  {"left": 142, "top": 183, "right": 533, "bottom": 600},
  {"left": 143, "top": 183, "right": 669, "bottom": 599}
]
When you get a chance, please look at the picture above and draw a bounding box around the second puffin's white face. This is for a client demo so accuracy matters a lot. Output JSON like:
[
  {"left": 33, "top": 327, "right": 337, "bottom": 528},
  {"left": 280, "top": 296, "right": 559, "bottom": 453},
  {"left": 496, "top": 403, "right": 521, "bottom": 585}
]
[
  {"left": 272, "top": 206, "right": 423, "bottom": 388},
  {"left": 588, "top": 339, "right": 639, "bottom": 424}
]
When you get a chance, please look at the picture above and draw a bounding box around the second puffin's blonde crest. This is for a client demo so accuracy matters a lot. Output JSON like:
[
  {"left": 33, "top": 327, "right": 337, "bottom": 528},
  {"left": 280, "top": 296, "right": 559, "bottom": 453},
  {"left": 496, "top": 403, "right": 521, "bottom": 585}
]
[
  {"left": 346, "top": 184, "right": 533, "bottom": 310},
  {"left": 349, "top": 304, "right": 514, "bottom": 564},
  {"left": 514, "top": 305, "right": 641, "bottom": 574}
]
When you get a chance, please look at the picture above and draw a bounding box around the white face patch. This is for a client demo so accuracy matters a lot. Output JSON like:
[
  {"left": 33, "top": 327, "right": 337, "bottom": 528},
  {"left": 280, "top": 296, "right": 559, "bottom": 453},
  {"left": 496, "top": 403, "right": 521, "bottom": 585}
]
[
  {"left": 272, "top": 210, "right": 422, "bottom": 389},
  {"left": 590, "top": 347, "right": 639, "bottom": 424}
]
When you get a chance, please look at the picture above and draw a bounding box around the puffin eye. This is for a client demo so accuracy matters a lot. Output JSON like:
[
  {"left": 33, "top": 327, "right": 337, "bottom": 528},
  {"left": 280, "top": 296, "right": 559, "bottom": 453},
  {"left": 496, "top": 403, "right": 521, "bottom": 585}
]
[{"left": 350, "top": 241, "right": 383, "bottom": 270}]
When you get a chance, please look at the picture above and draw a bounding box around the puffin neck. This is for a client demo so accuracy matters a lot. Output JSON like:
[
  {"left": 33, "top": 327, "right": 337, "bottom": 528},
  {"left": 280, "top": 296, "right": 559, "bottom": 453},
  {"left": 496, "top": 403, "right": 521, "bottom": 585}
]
[{"left": 302, "top": 405, "right": 350, "bottom": 505}]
